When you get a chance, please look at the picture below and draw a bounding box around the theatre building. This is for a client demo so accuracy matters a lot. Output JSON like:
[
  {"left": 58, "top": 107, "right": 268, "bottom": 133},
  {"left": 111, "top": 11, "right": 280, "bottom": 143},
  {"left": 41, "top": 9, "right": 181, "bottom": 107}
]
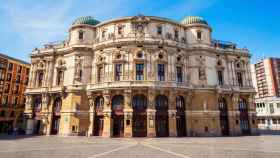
[{"left": 24, "top": 15, "right": 258, "bottom": 137}]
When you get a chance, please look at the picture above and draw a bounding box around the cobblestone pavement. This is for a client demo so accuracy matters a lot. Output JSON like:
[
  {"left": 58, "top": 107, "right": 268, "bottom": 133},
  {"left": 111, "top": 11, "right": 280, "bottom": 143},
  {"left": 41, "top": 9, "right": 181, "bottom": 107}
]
[{"left": 0, "top": 136, "right": 280, "bottom": 158}]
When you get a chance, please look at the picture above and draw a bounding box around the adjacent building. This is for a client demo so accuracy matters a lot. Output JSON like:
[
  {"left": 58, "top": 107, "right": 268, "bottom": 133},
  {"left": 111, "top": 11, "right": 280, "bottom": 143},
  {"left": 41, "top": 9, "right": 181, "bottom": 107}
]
[
  {"left": 252, "top": 58, "right": 280, "bottom": 131},
  {"left": 0, "top": 53, "right": 30, "bottom": 134},
  {"left": 24, "top": 15, "right": 257, "bottom": 137}
]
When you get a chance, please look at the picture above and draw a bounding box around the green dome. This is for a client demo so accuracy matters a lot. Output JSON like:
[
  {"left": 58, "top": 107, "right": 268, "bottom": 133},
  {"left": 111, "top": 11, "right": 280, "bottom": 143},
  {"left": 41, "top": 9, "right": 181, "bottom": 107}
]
[
  {"left": 181, "top": 16, "right": 208, "bottom": 25},
  {"left": 72, "top": 16, "right": 100, "bottom": 26}
]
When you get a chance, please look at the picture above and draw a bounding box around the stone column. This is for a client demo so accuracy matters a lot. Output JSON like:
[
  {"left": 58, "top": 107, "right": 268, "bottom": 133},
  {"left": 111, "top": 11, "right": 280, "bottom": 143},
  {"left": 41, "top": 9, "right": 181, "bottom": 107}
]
[
  {"left": 87, "top": 93, "right": 95, "bottom": 137},
  {"left": 124, "top": 90, "right": 133, "bottom": 137},
  {"left": 231, "top": 61, "right": 236, "bottom": 86},
  {"left": 147, "top": 89, "right": 156, "bottom": 137},
  {"left": 168, "top": 91, "right": 177, "bottom": 137},
  {"left": 102, "top": 91, "right": 111, "bottom": 137},
  {"left": 46, "top": 95, "right": 54, "bottom": 136}
]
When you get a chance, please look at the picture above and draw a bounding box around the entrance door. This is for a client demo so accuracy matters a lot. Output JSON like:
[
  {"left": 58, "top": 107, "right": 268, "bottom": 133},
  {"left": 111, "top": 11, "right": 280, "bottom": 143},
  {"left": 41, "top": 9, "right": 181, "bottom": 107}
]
[
  {"left": 112, "top": 115, "right": 124, "bottom": 137},
  {"left": 132, "top": 95, "right": 147, "bottom": 137},
  {"left": 34, "top": 120, "right": 41, "bottom": 134},
  {"left": 112, "top": 95, "right": 124, "bottom": 137},
  {"left": 156, "top": 114, "right": 169, "bottom": 137},
  {"left": 133, "top": 114, "right": 147, "bottom": 137},
  {"left": 176, "top": 115, "right": 186, "bottom": 137},
  {"left": 219, "top": 97, "right": 230, "bottom": 136},
  {"left": 51, "top": 116, "right": 60, "bottom": 135},
  {"left": 176, "top": 96, "right": 186, "bottom": 137},
  {"left": 93, "top": 116, "right": 103, "bottom": 136},
  {"left": 155, "top": 95, "right": 169, "bottom": 137}
]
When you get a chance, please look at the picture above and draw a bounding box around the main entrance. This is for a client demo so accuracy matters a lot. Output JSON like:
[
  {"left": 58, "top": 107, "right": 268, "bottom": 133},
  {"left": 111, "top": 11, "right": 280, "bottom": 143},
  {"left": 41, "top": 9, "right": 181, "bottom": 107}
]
[
  {"left": 93, "top": 96, "right": 104, "bottom": 136},
  {"left": 155, "top": 95, "right": 169, "bottom": 137},
  {"left": 51, "top": 97, "right": 62, "bottom": 135},
  {"left": 239, "top": 98, "right": 251, "bottom": 135},
  {"left": 176, "top": 96, "right": 186, "bottom": 137},
  {"left": 112, "top": 95, "right": 124, "bottom": 137},
  {"left": 132, "top": 95, "right": 147, "bottom": 137},
  {"left": 219, "top": 97, "right": 230, "bottom": 136}
]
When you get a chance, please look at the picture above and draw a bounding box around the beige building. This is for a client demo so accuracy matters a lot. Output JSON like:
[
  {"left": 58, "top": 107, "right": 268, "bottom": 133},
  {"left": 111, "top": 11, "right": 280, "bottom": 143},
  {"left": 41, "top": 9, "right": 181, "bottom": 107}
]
[
  {"left": 251, "top": 58, "right": 280, "bottom": 131},
  {"left": 24, "top": 15, "right": 257, "bottom": 137}
]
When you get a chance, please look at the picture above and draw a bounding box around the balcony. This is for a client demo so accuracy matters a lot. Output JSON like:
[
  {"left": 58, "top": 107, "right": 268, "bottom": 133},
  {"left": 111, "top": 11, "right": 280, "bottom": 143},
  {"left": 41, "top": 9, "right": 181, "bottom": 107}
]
[{"left": 87, "top": 80, "right": 189, "bottom": 91}]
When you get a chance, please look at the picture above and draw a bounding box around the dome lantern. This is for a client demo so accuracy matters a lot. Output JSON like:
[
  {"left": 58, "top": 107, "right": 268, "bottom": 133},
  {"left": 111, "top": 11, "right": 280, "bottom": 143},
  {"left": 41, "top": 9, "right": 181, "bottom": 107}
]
[
  {"left": 72, "top": 16, "right": 100, "bottom": 26},
  {"left": 181, "top": 16, "right": 208, "bottom": 25}
]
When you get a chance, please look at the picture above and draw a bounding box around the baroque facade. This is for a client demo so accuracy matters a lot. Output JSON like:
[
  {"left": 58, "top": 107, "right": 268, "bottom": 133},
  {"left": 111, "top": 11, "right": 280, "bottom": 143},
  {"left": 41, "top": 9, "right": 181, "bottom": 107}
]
[
  {"left": 0, "top": 53, "right": 30, "bottom": 134},
  {"left": 24, "top": 15, "right": 257, "bottom": 137}
]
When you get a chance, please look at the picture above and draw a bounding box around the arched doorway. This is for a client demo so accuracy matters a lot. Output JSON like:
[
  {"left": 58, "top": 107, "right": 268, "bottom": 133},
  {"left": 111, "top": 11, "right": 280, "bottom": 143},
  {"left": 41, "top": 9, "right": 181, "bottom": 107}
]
[
  {"left": 239, "top": 98, "right": 251, "bottom": 135},
  {"left": 112, "top": 95, "right": 124, "bottom": 137},
  {"left": 132, "top": 95, "right": 147, "bottom": 137},
  {"left": 176, "top": 96, "right": 186, "bottom": 137},
  {"left": 93, "top": 96, "right": 104, "bottom": 136},
  {"left": 51, "top": 97, "right": 62, "bottom": 135},
  {"left": 218, "top": 97, "right": 230, "bottom": 136},
  {"left": 155, "top": 95, "right": 169, "bottom": 137}
]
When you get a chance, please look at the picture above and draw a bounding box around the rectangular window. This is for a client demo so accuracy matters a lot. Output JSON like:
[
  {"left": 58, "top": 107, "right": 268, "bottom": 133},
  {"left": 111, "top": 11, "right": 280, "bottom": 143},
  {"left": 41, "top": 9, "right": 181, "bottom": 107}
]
[
  {"left": 4, "top": 84, "right": 10, "bottom": 93},
  {"left": 14, "top": 85, "right": 19, "bottom": 94},
  {"left": 97, "top": 66, "right": 104, "bottom": 82},
  {"left": 26, "top": 68, "right": 30, "bottom": 75},
  {"left": 118, "top": 26, "right": 123, "bottom": 35},
  {"left": 270, "top": 103, "right": 274, "bottom": 114},
  {"left": 157, "top": 26, "right": 162, "bottom": 35},
  {"left": 176, "top": 66, "right": 182, "bottom": 82},
  {"left": 102, "top": 30, "right": 106, "bottom": 38},
  {"left": 217, "top": 70, "right": 224, "bottom": 85},
  {"left": 16, "top": 75, "right": 21, "bottom": 83},
  {"left": 158, "top": 64, "right": 165, "bottom": 81},
  {"left": 6, "top": 73, "right": 12, "bottom": 81},
  {"left": 17, "top": 66, "right": 22, "bottom": 73},
  {"left": 2, "top": 96, "right": 8, "bottom": 105},
  {"left": 237, "top": 72, "right": 243, "bottom": 87},
  {"left": 8, "top": 63, "right": 13, "bottom": 71},
  {"left": 115, "top": 64, "right": 122, "bottom": 81},
  {"left": 174, "top": 30, "right": 179, "bottom": 40},
  {"left": 136, "top": 63, "right": 144, "bottom": 80},
  {"left": 197, "top": 31, "right": 202, "bottom": 40},
  {"left": 78, "top": 31, "right": 84, "bottom": 40},
  {"left": 277, "top": 103, "right": 280, "bottom": 108}
]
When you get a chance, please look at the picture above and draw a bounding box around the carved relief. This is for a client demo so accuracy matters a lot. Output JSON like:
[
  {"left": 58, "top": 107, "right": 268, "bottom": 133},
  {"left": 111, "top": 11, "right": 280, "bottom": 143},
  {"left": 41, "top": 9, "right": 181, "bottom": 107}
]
[
  {"left": 74, "top": 57, "right": 83, "bottom": 81},
  {"left": 131, "top": 15, "right": 150, "bottom": 38}
]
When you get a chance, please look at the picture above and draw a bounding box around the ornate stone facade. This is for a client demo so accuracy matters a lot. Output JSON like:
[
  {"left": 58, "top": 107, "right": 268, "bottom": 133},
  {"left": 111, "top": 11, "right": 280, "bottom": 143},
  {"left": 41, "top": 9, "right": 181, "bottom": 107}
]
[{"left": 24, "top": 15, "right": 258, "bottom": 137}]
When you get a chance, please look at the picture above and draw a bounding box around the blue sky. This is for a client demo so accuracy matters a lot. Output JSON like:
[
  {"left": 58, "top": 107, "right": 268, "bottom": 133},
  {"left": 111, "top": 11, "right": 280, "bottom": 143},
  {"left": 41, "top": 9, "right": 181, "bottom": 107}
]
[{"left": 0, "top": 0, "right": 279, "bottom": 63}]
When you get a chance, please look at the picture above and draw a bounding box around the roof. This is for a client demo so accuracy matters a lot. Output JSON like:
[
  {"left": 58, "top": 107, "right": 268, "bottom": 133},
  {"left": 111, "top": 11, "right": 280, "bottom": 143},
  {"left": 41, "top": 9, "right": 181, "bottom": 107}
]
[
  {"left": 181, "top": 16, "right": 208, "bottom": 25},
  {"left": 72, "top": 16, "right": 100, "bottom": 26},
  {"left": 0, "top": 53, "right": 30, "bottom": 65}
]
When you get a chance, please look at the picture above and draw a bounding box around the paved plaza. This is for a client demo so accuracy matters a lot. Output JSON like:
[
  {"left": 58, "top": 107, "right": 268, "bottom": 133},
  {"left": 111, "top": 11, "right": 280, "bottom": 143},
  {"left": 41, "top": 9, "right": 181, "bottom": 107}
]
[{"left": 0, "top": 135, "right": 280, "bottom": 158}]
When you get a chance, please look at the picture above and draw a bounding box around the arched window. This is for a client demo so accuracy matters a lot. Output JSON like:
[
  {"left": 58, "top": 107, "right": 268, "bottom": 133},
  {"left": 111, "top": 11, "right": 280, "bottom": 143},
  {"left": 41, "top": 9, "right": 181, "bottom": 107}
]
[
  {"left": 95, "top": 96, "right": 104, "bottom": 109},
  {"left": 155, "top": 95, "right": 168, "bottom": 111},
  {"left": 176, "top": 96, "right": 185, "bottom": 111},
  {"left": 112, "top": 95, "right": 124, "bottom": 111},
  {"left": 132, "top": 95, "right": 147, "bottom": 111}
]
